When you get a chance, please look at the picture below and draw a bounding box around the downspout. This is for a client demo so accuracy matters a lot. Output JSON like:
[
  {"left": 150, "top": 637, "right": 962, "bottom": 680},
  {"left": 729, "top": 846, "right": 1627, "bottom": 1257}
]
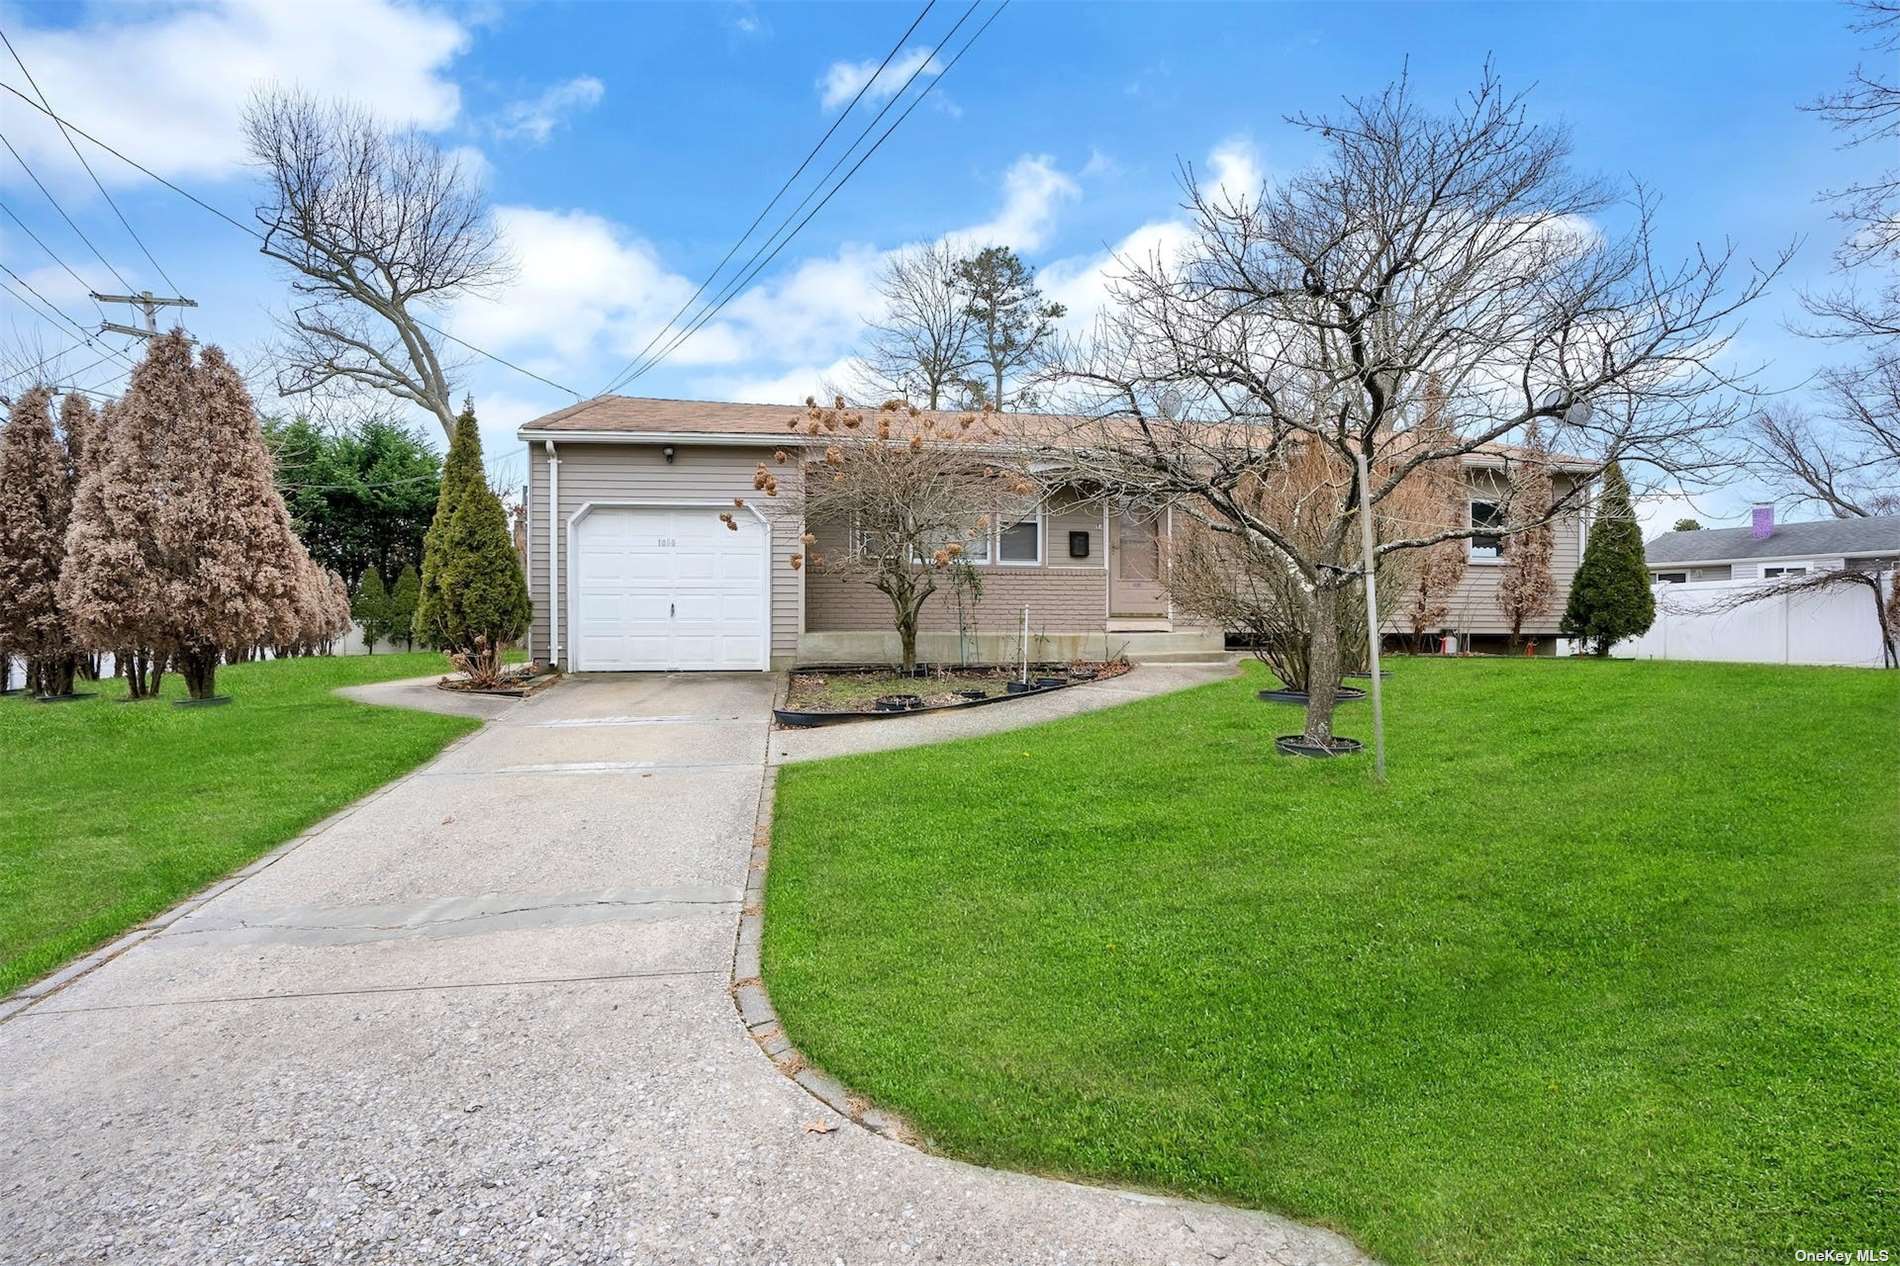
[{"left": 545, "top": 440, "right": 561, "bottom": 669}]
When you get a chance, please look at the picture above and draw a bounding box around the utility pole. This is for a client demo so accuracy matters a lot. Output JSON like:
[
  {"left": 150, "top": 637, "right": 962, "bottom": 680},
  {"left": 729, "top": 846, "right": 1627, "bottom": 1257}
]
[
  {"left": 91, "top": 290, "right": 196, "bottom": 340},
  {"left": 1354, "top": 448, "right": 1388, "bottom": 781}
]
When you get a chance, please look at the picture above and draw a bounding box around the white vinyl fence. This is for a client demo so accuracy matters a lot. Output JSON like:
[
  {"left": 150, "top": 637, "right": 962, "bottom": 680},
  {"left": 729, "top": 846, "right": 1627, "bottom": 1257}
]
[
  {"left": 3, "top": 623, "right": 383, "bottom": 691},
  {"left": 1615, "top": 574, "right": 1895, "bottom": 668}
]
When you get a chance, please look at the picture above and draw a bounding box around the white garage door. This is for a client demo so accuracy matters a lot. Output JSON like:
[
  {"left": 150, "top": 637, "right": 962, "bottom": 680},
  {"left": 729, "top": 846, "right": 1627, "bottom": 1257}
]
[{"left": 571, "top": 505, "right": 769, "bottom": 671}]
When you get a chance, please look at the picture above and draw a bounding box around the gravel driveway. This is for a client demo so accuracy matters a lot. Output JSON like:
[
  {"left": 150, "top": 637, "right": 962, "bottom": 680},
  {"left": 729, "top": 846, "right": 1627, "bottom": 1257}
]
[{"left": 0, "top": 671, "right": 1370, "bottom": 1265}]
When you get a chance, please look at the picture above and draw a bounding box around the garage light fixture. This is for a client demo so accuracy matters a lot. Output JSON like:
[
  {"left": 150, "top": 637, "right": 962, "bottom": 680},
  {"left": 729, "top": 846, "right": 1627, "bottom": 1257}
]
[{"left": 662, "top": 445, "right": 676, "bottom": 464}]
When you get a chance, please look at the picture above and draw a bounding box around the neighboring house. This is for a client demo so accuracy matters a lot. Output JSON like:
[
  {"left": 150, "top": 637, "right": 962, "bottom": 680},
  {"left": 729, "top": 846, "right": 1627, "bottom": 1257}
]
[
  {"left": 517, "top": 396, "right": 1592, "bottom": 672},
  {"left": 1628, "top": 510, "right": 1900, "bottom": 668},
  {"left": 1645, "top": 508, "right": 1900, "bottom": 583}
]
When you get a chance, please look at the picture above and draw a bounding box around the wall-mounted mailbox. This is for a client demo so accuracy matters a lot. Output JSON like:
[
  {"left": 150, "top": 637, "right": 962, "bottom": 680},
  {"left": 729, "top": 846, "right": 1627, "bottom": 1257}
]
[{"left": 1069, "top": 530, "right": 1091, "bottom": 559}]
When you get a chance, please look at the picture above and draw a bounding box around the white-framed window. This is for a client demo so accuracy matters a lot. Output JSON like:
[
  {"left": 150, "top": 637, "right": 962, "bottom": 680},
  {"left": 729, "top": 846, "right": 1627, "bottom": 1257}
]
[
  {"left": 997, "top": 509, "right": 1043, "bottom": 566},
  {"left": 1469, "top": 500, "right": 1504, "bottom": 561},
  {"left": 1654, "top": 571, "right": 1688, "bottom": 584},
  {"left": 1762, "top": 563, "right": 1810, "bottom": 579}
]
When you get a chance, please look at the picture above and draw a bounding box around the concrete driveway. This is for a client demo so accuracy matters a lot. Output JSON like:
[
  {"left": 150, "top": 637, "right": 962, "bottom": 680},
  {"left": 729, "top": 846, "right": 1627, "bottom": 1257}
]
[{"left": 0, "top": 672, "right": 1368, "bottom": 1265}]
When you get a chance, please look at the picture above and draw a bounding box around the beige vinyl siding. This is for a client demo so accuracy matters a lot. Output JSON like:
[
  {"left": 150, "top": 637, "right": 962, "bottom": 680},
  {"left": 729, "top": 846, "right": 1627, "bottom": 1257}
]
[
  {"left": 526, "top": 442, "right": 803, "bottom": 667},
  {"left": 804, "top": 486, "right": 1110, "bottom": 634},
  {"left": 1425, "top": 470, "right": 1587, "bottom": 635}
]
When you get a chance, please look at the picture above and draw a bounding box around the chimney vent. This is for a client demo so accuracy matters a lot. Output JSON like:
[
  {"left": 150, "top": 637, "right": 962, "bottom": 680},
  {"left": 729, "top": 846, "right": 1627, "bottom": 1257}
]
[{"left": 1751, "top": 505, "right": 1774, "bottom": 540}]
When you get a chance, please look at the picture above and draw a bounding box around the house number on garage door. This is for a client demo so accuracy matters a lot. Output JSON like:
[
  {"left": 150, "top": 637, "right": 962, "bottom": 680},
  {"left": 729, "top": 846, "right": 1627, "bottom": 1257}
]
[{"left": 657, "top": 537, "right": 676, "bottom": 547}]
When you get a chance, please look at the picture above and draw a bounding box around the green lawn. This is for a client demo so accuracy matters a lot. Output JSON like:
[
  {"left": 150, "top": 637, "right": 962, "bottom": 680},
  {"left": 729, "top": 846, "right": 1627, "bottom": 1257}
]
[
  {"left": 0, "top": 652, "right": 478, "bottom": 996},
  {"left": 765, "top": 658, "right": 1900, "bottom": 1265}
]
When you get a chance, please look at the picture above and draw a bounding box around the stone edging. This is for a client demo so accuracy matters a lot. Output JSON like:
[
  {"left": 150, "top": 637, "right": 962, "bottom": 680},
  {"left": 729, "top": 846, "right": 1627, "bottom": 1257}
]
[
  {"left": 0, "top": 695, "right": 516, "bottom": 1026},
  {"left": 729, "top": 675, "right": 917, "bottom": 1142}
]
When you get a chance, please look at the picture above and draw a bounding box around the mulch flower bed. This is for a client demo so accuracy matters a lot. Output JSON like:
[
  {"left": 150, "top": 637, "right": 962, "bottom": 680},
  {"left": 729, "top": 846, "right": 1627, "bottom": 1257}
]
[
  {"left": 436, "top": 666, "right": 563, "bottom": 698},
  {"left": 777, "top": 660, "right": 1130, "bottom": 727}
]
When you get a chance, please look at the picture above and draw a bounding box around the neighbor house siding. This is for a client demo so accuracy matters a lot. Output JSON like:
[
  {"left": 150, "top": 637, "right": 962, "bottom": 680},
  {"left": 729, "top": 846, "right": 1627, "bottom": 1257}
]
[
  {"left": 804, "top": 486, "right": 1110, "bottom": 635},
  {"left": 526, "top": 442, "right": 804, "bottom": 668},
  {"left": 1416, "top": 469, "right": 1587, "bottom": 636}
]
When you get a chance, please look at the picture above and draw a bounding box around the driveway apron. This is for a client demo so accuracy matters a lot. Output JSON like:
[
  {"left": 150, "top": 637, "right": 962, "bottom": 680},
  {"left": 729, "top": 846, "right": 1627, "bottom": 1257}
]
[{"left": 0, "top": 673, "right": 1369, "bottom": 1265}]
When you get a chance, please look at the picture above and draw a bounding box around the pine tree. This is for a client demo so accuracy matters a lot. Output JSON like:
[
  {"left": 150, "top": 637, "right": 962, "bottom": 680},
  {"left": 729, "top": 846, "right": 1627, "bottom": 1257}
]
[
  {"left": 414, "top": 400, "right": 488, "bottom": 648},
  {"left": 1561, "top": 462, "right": 1655, "bottom": 655},
  {"left": 353, "top": 567, "right": 390, "bottom": 653},
  {"left": 955, "top": 246, "right": 1065, "bottom": 410},
  {"left": 0, "top": 386, "right": 81, "bottom": 696},
  {"left": 389, "top": 564, "right": 421, "bottom": 651}
]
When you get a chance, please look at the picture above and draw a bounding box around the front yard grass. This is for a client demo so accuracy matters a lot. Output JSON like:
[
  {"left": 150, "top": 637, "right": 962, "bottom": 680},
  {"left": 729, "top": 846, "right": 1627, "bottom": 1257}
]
[
  {"left": 0, "top": 652, "right": 478, "bottom": 996},
  {"left": 764, "top": 658, "right": 1900, "bottom": 1265}
]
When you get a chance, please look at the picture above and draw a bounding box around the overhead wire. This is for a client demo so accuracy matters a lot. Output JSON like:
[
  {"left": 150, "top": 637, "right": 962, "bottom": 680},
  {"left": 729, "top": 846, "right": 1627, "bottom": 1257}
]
[
  {"left": 595, "top": 0, "right": 939, "bottom": 396},
  {"left": 0, "top": 27, "right": 179, "bottom": 294},
  {"left": 0, "top": 79, "right": 583, "bottom": 400},
  {"left": 614, "top": 0, "right": 1009, "bottom": 391}
]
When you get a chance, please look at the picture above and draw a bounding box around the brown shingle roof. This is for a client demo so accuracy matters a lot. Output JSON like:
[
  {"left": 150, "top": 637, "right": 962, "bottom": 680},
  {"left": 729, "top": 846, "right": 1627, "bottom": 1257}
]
[
  {"left": 519, "top": 395, "right": 1591, "bottom": 469},
  {"left": 521, "top": 395, "right": 1045, "bottom": 436}
]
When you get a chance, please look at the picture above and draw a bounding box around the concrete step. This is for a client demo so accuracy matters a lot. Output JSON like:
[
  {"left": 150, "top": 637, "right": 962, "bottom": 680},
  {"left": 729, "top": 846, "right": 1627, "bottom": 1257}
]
[{"left": 1125, "top": 651, "right": 1237, "bottom": 665}]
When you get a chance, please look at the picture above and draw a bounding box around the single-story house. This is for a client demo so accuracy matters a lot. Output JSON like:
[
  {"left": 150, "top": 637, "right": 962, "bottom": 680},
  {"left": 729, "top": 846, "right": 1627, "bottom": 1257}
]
[
  {"left": 516, "top": 396, "right": 1596, "bottom": 672},
  {"left": 1646, "top": 509, "right": 1900, "bottom": 584}
]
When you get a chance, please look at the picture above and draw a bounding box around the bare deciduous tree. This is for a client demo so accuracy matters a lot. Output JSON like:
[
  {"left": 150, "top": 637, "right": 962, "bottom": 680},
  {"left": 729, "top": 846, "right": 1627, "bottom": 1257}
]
[
  {"left": 778, "top": 396, "right": 1032, "bottom": 671},
  {"left": 244, "top": 89, "right": 512, "bottom": 439},
  {"left": 1033, "top": 68, "right": 1784, "bottom": 750},
  {"left": 1748, "top": 363, "right": 1900, "bottom": 518},
  {"left": 1801, "top": 0, "right": 1900, "bottom": 343},
  {"left": 860, "top": 241, "right": 980, "bottom": 410},
  {"left": 1753, "top": 3, "right": 1900, "bottom": 522}
]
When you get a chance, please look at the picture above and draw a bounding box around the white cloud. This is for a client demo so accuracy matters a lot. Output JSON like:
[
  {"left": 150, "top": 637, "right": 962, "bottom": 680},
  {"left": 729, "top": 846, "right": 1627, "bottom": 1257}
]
[
  {"left": 946, "top": 155, "right": 1081, "bottom": 254},
  {"left": 696, "top": 355, "right": 867, "bottom": 405},
  {"left": 1207, "top": 134, "right": 1263, "bottom": 207},
  {"left": 817, "top": 46, "right": 940, "bottom": 111},
  {"left": 0, "top": 0, "right": 468, "bottom": 187},
  {"left": 451, "top": 206, "right": 695, "bottom": 372},
  {"left": 454, "top": 147, "right": 1098, "bottom": 407},
  {"left": 1041, "top": 219, "right": 1196, "bottom": 335},
  {"left": 493, "top": 76, "right": 605, "bottom": 144}
]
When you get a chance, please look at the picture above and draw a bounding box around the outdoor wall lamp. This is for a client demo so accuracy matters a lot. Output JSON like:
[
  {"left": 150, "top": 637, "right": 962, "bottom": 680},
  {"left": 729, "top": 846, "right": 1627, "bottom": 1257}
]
[{"left": 662, "top": 445, "right": 676, "bottom": 464}]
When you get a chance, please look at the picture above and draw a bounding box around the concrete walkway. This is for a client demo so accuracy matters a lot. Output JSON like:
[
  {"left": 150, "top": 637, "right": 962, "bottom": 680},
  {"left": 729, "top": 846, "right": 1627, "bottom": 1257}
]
[{"left": 0, "top": 670, "right": 1368, "bottom": 1265}]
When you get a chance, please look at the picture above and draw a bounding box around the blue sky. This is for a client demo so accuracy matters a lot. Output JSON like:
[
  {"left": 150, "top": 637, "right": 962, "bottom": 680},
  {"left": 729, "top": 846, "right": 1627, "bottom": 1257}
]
[{"left": 0, "top": 1, "right": 1875, "bottom": 528}]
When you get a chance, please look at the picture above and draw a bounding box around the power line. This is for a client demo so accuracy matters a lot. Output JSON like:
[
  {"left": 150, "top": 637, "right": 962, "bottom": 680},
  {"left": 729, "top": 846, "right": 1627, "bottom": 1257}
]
[
  {"left": 616, "top": 1, "right": 1008, "bottom": 392},
  {"left": 0, "top": 27, "right": 179, "bottom": 294},
  {"left": 0, "top": 261, "right": 132, "bottom": 366},
  {"left": 0, "top": 128, "right": 133, "bottom": 294},
  {"left": 0, "top": 78, "right": 581, "bottom": 400},
  {"left": 0, "top": 336, "right": 95, "bottom": 386},
  {"left": 596, "top": 0, "right": 939, "bottom": 396},
  {"left": 605, "top": 0, "right": 987, "bottom": 395},
  {"left": 0, "top": 195, "right": 105, "bottom": 317}
]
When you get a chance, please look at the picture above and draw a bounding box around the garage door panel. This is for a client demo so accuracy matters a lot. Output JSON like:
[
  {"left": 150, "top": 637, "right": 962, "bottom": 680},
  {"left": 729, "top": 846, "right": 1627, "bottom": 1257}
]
[{"left": 572, "top": 506, "right": 769, "bottom": 671}]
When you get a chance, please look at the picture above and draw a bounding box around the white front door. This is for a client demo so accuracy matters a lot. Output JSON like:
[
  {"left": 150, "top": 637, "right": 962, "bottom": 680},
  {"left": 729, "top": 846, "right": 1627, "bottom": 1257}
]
[{"left": 571, "top": 506, "right": 769, "bottom": 671}]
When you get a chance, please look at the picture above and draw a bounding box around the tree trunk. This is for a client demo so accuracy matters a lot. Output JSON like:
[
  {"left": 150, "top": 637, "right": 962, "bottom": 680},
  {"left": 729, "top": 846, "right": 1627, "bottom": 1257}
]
[
  {"left": 1302, "top": 584, "right": 1344, "bottom": 747},
  {"left": 896, "top": 609, "right": 920, "bottom": 674},
  {"left": 179, "top": 648, "right": 218, "bottom": 700}
]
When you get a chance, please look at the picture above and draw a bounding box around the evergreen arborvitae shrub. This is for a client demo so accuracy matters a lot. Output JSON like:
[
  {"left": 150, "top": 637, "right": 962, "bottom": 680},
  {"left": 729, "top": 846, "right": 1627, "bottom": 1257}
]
[
  {"left": 389, "top": 565, "right": 421, "bottom": 650},
  {"left": 1561, "top": 461, "right": 1655, "bottom": 655},
  {"left": 353, "top": 567, "right": 390, "bottom": 653},
  {"left": 414, "top": 402, "right": 490, "bottom": 649},
  {"left": 414, "top": 403, "right": 529, "bottom": 675}
]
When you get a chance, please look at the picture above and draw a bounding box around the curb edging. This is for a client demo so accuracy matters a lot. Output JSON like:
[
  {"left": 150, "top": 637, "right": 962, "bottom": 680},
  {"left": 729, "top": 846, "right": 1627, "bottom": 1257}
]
[{"left": 731, "top": 674, "right": 918, "bottom": 1144}]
